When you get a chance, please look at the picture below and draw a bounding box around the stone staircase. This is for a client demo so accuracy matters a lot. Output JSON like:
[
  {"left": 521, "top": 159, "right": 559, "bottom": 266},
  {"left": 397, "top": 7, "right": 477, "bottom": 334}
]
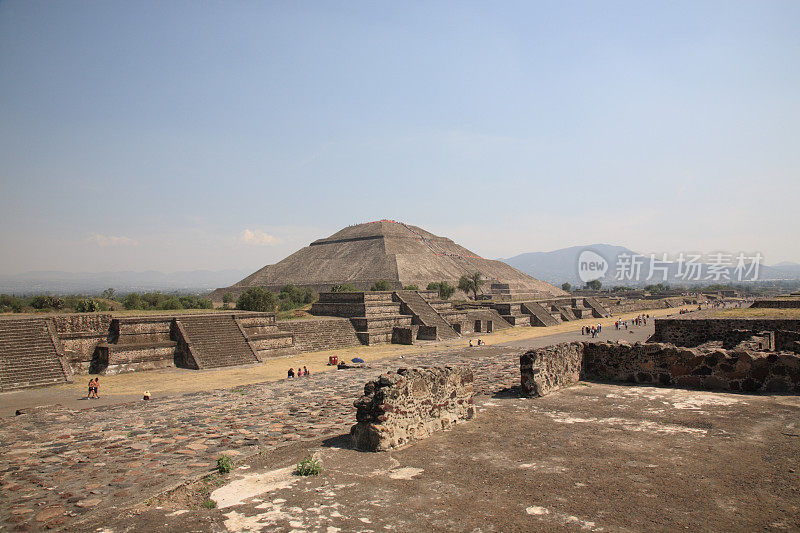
[
  {"left": 490, "top": 303, "right": 532, "bottom": 327},
  {"left": 235, "top": 314, "right": 295, "bottom": 360},
  {"left": 277, "top": 317, "right": 362, "bottom": 352},
  {"left": 0, "top": 318, "right": 71, "bottom": 390},
  {"left": 312, "top": 292, "right": 413, "bottom": 345},
  {"left": 396, "top": 291, "right": 460, "bottom": 340},
  {"left": 583, "top": 297, "right": 611, "bottom": 318},
  {"left": 176, "top": 315, "right": 259, "bottom": 369},
  {"left": 521, "top": 302, "right": 560, "bottom": 327}
]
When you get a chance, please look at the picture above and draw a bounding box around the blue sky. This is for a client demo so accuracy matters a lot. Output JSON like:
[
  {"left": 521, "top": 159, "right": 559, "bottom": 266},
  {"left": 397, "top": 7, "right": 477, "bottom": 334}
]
[{"left": 1, "top": 1, "right": 798, "bottom": 274}]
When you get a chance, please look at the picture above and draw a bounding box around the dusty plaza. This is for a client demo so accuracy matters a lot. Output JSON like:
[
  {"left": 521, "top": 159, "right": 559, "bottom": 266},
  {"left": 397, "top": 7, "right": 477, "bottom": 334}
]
[{"left": 1, "top": 304, "right": 800, "bottom": 531}]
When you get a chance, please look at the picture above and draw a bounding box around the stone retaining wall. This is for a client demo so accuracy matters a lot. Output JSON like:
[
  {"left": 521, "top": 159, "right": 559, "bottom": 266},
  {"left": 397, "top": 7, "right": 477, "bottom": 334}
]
[
  {"left": 751, "top": 299, "right": 800, "bottom": 309},
  {"left": 652, "top": 318, "right": 800, "bottom": 352},
  {"left": 350, "top": 366, "right": 475, "bottom": 451},
  {"left": 582, "top": 341, "right": 800, "bottom": 393},
  {"left": 277, "top": 318, "right": 362, "bottom": 352},
  {"left": 520, "top": 343, "right": 582, "bottom": 397}
]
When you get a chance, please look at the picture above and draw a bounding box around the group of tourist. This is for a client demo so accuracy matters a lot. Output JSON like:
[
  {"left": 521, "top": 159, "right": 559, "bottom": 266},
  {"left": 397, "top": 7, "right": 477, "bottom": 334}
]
[
  {"left": 468, "top": 339, "right": 485, "bottom": 347},
  {"left": 86, "top": 377, "right": 100, "bottom": 399},
  {"left": 613, "top": 314, "right": 650, "bottom": 330},
  {"left": 287, "top": 366, "right": 310, "bottom": 378},
  {"left": 581, "top": 324, "right": 602, "bottom": 338}
]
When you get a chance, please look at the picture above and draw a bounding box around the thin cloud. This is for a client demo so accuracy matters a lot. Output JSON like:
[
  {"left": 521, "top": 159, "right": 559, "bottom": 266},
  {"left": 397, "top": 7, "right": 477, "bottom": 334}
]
[
  {"left": 87, "top": 234, "right": 139, "bottom": 247},
  {"left": 239, "top": 229, "right": 281, "bottom": 246}
]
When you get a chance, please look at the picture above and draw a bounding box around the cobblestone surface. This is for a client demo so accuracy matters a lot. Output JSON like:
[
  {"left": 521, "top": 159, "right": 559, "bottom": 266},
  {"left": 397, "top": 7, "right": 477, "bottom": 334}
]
[{"left": 0, "top": 345, "right": 520, "bottom": 530}]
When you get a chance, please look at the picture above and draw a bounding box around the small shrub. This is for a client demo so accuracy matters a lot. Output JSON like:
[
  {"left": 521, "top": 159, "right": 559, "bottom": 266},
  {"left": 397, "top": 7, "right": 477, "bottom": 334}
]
[
  {"left": 294, "top": 456, "right": 322, "bottom": 476},
  {"left": 330, "top": 284, "right": 356, "bottom": 293},
  {"left": 403, "top": 284, "right": 419, "bottom": 291},
  {"left": 216, "top": 454, "right": 234, "bottom": 474},
  {"left": 370, "top": 280, "right": 392, "bottom": 291},
  {"left": 428, "top": 281, "right": 455, "bottom": 300},
  {"left": 201, "top": 499, "right": 217, "bottom": 509},
  {"left": 75, "top": 299, "right": 100, "bottom": 313}
]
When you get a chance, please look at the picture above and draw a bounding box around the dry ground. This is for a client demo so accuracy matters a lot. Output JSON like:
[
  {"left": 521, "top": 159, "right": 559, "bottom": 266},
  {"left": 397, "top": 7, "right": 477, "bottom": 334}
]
[{"left": 111, "top": 383, "right": 800, "bottom": 532}]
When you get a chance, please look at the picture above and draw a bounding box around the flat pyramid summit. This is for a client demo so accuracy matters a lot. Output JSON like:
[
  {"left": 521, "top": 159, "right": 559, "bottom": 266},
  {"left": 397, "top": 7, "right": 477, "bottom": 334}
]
[{"left": 211, "top": 220, "right": 566, "bottom": 300}]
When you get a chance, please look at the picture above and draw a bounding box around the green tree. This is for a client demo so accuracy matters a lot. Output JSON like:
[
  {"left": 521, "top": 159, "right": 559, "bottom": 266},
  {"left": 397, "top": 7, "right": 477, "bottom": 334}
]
[
  {"left": 75, "top": 299, "right": 100, "bottom": 313},
  {"left": 101, "top": 288, "right": 116, "bottom": 300},
  {"left": 402, "top": 284, "right": 419, "bottom": 291},
  {"left": 437, "top": 281, "right": 455, "bottom": 300},
  {"left": 585, "top": 279, "right": 602, "bottom": 291},
  {"left": 0, "top": 294, "right": 24, "bottom": 313},
  {"left": 329, "top": 284, "right": 356, "bottom": 293},
  {"left": 236, "top": 287, "right": 277, "bottom": 312},
  {"left": 370, "top": 280, "right": 392, "bottom": 291},
  {"left": 458, "top": 272, "right": 484, "bottom": 300},
  {"left": 561, "top": 282, "right": 572, "bottom": 293},
  {"left": 222, "top": 293, "right": 234, "bottom": 304}
]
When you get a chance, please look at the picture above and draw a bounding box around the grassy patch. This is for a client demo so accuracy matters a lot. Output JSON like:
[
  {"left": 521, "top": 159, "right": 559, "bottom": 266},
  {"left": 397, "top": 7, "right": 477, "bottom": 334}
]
[
  {"left": 294, "top": 456, "right": 322, "bottom": 476},
  {"left": 217, "top": 455, "right": 234, "bottom": 474}
]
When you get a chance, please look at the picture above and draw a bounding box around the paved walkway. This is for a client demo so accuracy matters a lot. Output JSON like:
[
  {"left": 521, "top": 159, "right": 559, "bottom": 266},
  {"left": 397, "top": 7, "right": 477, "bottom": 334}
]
[{"left": 0, "top": 320, "right": 661, "bottom": 530}]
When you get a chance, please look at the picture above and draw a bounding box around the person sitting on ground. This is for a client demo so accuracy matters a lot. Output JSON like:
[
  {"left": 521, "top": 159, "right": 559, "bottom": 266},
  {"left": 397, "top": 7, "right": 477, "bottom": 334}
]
[
  {"left": 287, "top": 368, "right": 295, "bottom": 378},
  {"left": 143, "top": 390, "right": 151, "bottom": 400},
  {"left": 469, "top": 339, "right": 474, "bottom": 347},
  {"left": 303, "top": 366, "right": 309, "bottom": 376}
]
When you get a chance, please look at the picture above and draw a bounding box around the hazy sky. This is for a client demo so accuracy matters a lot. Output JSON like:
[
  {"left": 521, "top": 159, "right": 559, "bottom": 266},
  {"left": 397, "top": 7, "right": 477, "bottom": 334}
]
[{"left": 1, "top": 1, "right": 798, "bottom": 275}]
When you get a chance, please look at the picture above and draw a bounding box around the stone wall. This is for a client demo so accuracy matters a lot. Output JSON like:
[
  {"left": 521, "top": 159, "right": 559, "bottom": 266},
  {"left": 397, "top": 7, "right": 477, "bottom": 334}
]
[
  {"left": 652, "top": 317, "right": 800, "bottom": 352},
  {"left": 350, "top": 366, "right": 475, "bottom": 451},
  {"left": 751, "top": 298, "right": 800, "bottom": 309},
  {"left": 50, "top": 314, "right": 112, "bottom": 372},
  {"left": 582, "top": 341, "right": 800, "bottom": 393},
  {"left": 520, "top": 343, "right": 583, "bottom": 397},
  {"left": 277, "top": 317, "right": 362, "bottom": 352}
]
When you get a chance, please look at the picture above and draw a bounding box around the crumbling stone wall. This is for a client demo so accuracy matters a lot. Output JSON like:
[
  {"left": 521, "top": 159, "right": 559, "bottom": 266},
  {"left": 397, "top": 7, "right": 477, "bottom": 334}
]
[
  {"left": 652, "top": 318, "right": 800, "bottom": 352},
  {"left": 520, "top": 343, "right": 582, "bottom": 397},
  {"left": 582, "top": 341, "right": 800, "bottom": 393},
  {"left": 351, "top": 366, "right": 475, "bottom": 451}
]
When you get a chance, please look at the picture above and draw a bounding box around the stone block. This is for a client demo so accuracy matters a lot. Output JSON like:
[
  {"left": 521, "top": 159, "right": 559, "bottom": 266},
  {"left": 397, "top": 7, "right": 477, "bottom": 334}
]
[{"left": 350, "top": 366, "right": 475, "bottom": 451}]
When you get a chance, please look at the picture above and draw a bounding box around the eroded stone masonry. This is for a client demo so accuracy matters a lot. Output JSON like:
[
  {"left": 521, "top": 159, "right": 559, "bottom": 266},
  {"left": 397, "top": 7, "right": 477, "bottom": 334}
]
[
  {"left": 519, "top": 340, "right": 800, "bottom": 396},
  {"left": 351, "top": 366, "right": 475, "bottom": 451}
]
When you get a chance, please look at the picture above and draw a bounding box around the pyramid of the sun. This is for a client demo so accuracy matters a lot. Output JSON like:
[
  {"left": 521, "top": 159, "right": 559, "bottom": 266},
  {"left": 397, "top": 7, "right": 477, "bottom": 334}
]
[{"left": 210, "top": 220, "right": 566, "bottom": 300}]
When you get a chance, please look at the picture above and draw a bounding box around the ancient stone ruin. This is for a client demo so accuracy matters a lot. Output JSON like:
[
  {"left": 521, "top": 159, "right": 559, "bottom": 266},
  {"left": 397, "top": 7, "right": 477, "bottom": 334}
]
[
  {"left": 519, "top": 343, "right": 583, "bottom": 397},
  {"left": 210, "top": 220, "right": 566, "bottom": 301},
  {"left": 351, "top": 365, "right": 475, "bottom": 451},
  {"left": 519, "top": 339, "right": 800, "bottom": 397}
]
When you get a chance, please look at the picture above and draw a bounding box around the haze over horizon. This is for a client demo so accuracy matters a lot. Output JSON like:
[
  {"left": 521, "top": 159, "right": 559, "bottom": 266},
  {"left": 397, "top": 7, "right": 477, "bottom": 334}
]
[{"left": 2, "top": 1, "right": 798, "bottom": 276}]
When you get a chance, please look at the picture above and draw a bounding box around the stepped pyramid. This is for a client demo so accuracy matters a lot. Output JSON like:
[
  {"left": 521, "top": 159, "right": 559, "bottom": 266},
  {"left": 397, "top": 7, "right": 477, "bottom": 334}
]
[{"left": 210, "top": 220, "right": 566, "bottom": 300}]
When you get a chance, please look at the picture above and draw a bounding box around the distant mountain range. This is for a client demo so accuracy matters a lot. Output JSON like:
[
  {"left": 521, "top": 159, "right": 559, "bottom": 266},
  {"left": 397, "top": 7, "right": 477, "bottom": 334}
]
[
  {"left": 0, "top": 269, "right": 250, "bottom": 295},
  {"left": 2, "top": 246, "right": 798, "bottom": 294},
  {"left": 503, "top": 244, "right": 800, "bottom": 287}
]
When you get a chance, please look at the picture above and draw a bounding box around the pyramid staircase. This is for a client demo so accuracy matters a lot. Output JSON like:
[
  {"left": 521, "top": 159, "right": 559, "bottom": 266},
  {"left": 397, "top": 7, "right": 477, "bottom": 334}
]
[
  {"left": 312, "top": 292, "right": 413, "bottom": 345},
  {"left": 490, "top": 302, "right": 532, "bottom": 327},
  {"left": 520, "top": 302, "right": 560, "bottom": 327},
  {"left": 395, "top": 291, "right": 461, "bottom": 340},
  {"left": 0, "top": 318, "right": 72, "bottom": 391},
  {"left": 235, "top": 314, "right": 295, "bottom": 360},
  {"left": 176, "top": 315, "right": 259, "bottom": 369}
]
